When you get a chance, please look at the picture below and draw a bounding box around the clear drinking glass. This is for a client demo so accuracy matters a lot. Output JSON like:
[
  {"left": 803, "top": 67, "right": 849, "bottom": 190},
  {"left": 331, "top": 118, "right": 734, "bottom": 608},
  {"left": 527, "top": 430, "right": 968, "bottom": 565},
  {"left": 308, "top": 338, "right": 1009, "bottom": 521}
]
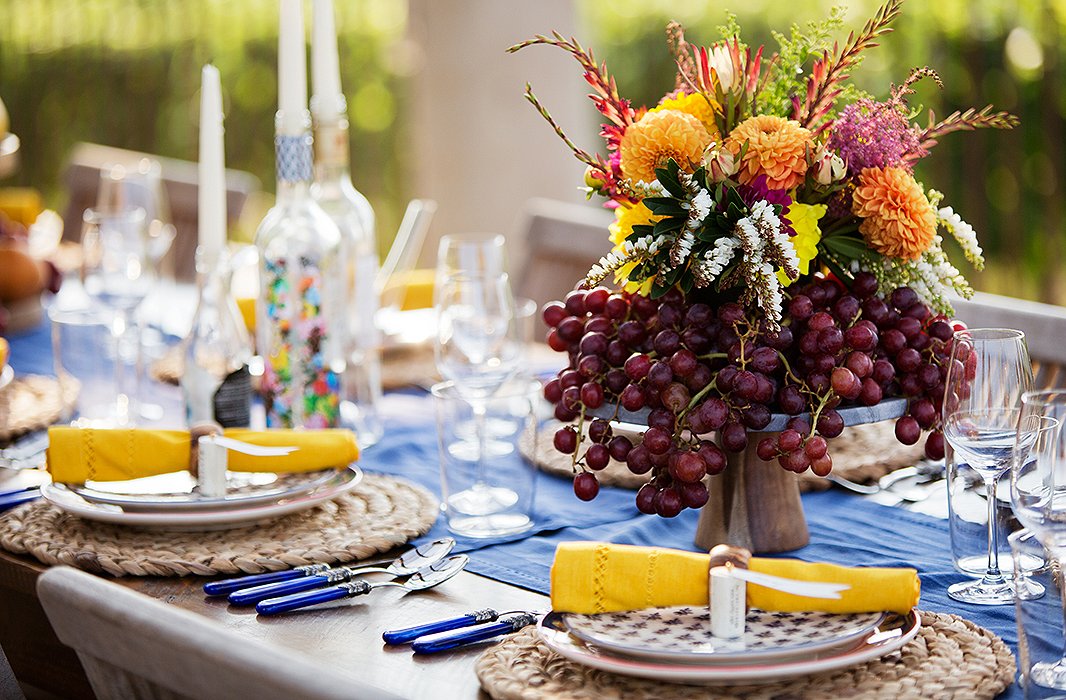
[
  {"left": 80, "top": 207, "right": 151, "bottom": 426},
  {"left": 942, "top": 328, "right": 1033, "bottom": 604},
  {"left": 1012, "top": 390, "right": 1066, "bottom": 690},
  {"left": 434, "top": 234, "right": 520, "bottom": 516}
]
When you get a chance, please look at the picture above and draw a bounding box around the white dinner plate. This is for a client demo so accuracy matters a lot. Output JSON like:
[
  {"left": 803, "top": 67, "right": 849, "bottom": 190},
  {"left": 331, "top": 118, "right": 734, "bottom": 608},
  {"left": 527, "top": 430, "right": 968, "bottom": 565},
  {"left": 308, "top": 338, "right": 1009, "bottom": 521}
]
[
  {"left": 41, "top": 466, "right": 362, "bottom": 530},
  {"left": 68, "top": 468, "right": 346, "bottom": 512},
  {"left": 560, "top": 606, "right": 887, "bottom": 664},
  {"left": 537, "top": 609, "right": 921, "bottom": 685}
]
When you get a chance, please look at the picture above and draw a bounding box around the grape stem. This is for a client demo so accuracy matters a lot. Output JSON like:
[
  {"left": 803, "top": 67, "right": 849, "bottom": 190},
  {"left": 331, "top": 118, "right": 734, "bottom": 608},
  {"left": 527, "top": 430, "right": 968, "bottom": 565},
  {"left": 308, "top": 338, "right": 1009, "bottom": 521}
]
[
  {"left": 572, "top": 404, "right": 587, "bottom": 473},
  {"left": 677, "top": 376, "right": 719, "bottom": 425}
]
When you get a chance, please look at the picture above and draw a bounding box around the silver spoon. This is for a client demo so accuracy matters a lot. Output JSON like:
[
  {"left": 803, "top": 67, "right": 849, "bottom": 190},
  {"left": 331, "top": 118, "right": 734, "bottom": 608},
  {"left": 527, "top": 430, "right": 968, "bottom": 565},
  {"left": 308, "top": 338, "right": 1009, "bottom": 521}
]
[
  {"left": 223, "top": 537, "right": 456, "bottom": 604},
  {"left": 256, "top": 554, "right": 469, "bottom": 615}
]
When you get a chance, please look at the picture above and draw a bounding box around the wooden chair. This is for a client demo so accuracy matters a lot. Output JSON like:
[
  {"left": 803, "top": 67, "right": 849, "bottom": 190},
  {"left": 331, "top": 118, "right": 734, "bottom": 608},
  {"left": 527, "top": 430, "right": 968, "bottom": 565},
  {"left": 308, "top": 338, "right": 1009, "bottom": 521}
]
[
  {"left": 61, "top": 143, "right": 261, "bottom": 281},
  {"left": 953, "top": 291, "right": 1066, "bottom": 389},
  {"left": 0, "top": 643, "right": 25, "bottom": 700},
  {"left": 37, "top": 566, "right": 401, "bottom": 700}
]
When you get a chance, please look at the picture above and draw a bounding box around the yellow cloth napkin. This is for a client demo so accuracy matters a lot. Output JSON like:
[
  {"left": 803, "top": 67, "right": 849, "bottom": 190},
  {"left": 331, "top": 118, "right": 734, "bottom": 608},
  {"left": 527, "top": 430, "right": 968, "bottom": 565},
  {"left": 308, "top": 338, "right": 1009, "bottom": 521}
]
[
  {"left": 46, "top": 427, "right": 359, "bottom": 483},
  {"left": 382, "top": 269, "right": 435, "bottom": 311},
  {"left": 236, "top": 296, "right": 256, "bottom": 335},
  {"left": 550, "top": 542, "right": 919, "bottom": 615}
]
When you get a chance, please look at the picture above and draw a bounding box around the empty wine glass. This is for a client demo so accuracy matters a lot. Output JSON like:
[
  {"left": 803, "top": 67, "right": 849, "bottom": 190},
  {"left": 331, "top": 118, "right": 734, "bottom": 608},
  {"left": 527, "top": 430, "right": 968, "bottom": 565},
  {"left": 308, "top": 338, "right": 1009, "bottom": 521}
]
[
  {"left": 942, "top": 328, "right": 1033, "bottom": 604},
  {"left": 435, "top": 234, "right": 521, "bottom": 518},
  {"left": 81, "top": 206, "right": 151, "bottom": 425},
  {"left": 1012, "top": 390, "right": 1066, "bottom": 689}
]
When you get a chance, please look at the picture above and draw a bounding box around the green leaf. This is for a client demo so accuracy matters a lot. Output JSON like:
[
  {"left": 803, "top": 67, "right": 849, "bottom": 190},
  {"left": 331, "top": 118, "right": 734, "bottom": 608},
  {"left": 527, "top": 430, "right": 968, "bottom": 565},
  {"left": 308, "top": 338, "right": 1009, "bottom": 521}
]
[
  {"left": 653, "top": 217, "right": 686, "bottom": 235},
  {"left": 644, "top": 198, "right": 689, "bottom": 217},
  {"left": 821, "top": 235, "right": 869, "bottom": 260},
  {"left": 650, "top": 282, "right": 671, "bottom": 299},
  {"left": 680, "top": 274, "right": 695, "bottom": 294}
]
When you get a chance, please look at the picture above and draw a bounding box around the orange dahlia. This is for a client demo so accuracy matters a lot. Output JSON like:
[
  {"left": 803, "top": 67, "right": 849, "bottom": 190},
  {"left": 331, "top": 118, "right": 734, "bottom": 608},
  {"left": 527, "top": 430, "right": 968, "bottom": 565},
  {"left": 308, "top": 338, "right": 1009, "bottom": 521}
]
[
  {"left": 851, "top": 166, "right": 936, "bottom": 261},
  {"left": 726, "top": 115, "right": 811, "bottom": 191},
  {"left": 652, "top": 92, "right": 720, "bottom": 139},
  {"left": 619, "top": 109, "right": 712, "bottom": 184}
]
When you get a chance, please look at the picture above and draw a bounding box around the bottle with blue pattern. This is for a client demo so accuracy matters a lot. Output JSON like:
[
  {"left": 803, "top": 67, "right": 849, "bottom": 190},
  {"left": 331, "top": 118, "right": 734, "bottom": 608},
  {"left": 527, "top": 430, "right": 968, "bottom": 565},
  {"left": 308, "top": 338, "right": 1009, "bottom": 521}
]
[{"left": 254, "top": 0, "right": 345, "bottom": 429}]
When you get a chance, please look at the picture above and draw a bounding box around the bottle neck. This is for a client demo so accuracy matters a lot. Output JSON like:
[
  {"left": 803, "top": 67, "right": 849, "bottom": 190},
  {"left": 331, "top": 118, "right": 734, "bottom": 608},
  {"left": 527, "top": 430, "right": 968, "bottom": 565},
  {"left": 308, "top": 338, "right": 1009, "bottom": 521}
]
[
  {"left": 274, "top": 131, "right": 315, "bottom": 201},
  {"left": 312, "top": 113, "right": 352, "bottom": 187}
]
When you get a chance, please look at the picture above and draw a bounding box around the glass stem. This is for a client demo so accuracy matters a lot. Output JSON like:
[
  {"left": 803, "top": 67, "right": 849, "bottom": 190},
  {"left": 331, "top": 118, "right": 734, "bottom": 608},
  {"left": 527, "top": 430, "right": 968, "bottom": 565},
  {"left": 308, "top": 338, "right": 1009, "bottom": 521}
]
[
  {"left": 981, "top": 474, "right": 1004, "bottom": 584},
  {"left": 112, "top": 309, "right": 131, "bottom": 425},
  {"left": 472, "top": 399, "right": 489, "bottom": 488}
]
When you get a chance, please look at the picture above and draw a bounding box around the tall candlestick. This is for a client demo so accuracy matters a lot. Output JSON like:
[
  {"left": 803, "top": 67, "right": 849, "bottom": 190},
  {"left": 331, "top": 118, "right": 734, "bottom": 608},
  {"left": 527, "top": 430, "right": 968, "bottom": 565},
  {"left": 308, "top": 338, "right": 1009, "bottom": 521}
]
[
  {"left": 278, "top": 0, "right": 309, "bottom": 135},
  {"left": 198, "top": 64, "right": 225, "bottom": 262},
  {"left": 311, "top": 0, "right": 345, "bottom": 118}
]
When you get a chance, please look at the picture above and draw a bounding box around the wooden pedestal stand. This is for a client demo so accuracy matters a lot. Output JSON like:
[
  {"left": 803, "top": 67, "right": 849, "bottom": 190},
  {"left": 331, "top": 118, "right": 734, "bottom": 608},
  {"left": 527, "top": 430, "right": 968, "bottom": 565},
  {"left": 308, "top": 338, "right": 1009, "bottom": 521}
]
[{"left": 694, "top": 432, "right": 809, "bottom": 553}]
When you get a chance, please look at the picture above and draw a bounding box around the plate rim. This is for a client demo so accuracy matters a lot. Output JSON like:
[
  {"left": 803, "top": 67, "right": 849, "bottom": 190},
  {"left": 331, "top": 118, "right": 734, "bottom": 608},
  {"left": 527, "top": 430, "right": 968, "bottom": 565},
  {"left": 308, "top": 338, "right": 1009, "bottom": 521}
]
[
  {"left": 40, "top": 465, "right": 363, "bottom": 529},
  {"left": 559, "top": 606, "right": 889, "bottom": 664},
  {"left": 537, "top": 609, "right": 921, "bottom": 685}
]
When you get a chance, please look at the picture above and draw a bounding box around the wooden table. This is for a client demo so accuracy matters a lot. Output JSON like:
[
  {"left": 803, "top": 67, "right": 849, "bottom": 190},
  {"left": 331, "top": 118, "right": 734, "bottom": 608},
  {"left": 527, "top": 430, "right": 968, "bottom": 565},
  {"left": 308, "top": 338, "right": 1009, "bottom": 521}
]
[{"left": 0, "top": 546, "right": 548, "bottom": 699}]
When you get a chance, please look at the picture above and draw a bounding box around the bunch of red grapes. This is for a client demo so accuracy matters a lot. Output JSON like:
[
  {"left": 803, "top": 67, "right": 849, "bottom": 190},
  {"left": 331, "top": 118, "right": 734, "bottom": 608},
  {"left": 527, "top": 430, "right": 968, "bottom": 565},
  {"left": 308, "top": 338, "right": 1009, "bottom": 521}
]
[{"left": 541, "top": 272, "right": 953, "bottom": 517}]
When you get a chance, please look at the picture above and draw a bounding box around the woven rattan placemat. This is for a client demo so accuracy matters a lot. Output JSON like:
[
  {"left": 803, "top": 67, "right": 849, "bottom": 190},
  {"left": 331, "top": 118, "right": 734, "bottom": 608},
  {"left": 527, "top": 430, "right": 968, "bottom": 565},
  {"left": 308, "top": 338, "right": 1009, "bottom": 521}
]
[
  {"left": 0, "top": 473, "right": 438, "bottom": 577},
  {"left": 476, "top": 611, "right": 1014, "bottom": 699},
  {"left": 0, "top": 375, "right": 78, "bottom": 444},
  {"left": 523, "top": 420, "right": 925, "bottom": 492}
]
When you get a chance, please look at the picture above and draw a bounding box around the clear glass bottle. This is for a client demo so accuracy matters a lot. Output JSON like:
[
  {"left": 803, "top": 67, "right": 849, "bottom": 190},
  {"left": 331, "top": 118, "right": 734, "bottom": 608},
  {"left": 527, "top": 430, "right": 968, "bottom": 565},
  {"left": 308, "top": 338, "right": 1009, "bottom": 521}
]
[
  {"left": 311, "top": 0, "right": 383, "bottom": 448},
  {"left": 182, "top": 248, "right": 252, "bottom": 427},
  {"left": 255, "top": 0, "right": 346, "bottom": 429}
]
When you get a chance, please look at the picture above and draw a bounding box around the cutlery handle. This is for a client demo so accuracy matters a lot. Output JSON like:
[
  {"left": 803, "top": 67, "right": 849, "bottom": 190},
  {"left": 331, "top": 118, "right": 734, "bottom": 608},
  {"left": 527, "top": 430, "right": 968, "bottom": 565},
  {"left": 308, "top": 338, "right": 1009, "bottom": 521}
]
[
  {"left": 228, "top": 571, "right": 343, "bottom": 606},
  {"left": 203, "top": 564, "right": 330, "bottom": 596},
  {"left": 382, "top": 609, "right": 499, "bottom": 645},
  {"left": 0, "top": 488, "right": 40, "bottom": 512},
  {"left": 411, "top": 620, "right": 517, "bottom": 655},
  {"left": 256, "top": 580, "right": 372, "bottom": 615}
]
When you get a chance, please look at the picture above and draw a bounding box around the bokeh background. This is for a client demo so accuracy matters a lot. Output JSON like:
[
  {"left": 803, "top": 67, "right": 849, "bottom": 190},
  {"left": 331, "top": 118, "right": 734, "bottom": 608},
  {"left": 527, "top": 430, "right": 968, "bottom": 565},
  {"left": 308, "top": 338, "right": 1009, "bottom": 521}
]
[{"left": 0, "top": 0, "right": 1062, "bottom": 302}]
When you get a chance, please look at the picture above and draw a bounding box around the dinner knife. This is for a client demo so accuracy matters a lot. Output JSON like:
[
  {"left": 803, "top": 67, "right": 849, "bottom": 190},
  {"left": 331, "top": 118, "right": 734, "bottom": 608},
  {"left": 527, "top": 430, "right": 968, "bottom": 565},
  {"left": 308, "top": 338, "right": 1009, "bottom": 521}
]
[
  {"left": 382, "top": 609, "right": 502, "bottom": 645},
  {"left": 0, "top": 487, "right": 40, "bottom": 511},
  {"left": 410, "top": 612, "right": 541, "bottom": 655},
  {"left": 202, "top": 563, "right": 332, "bottom": 597}
]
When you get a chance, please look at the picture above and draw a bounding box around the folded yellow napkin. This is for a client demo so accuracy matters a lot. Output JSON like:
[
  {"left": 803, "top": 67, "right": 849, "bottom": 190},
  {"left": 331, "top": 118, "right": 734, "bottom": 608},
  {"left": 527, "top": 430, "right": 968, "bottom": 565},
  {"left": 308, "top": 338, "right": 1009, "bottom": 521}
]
[
  {"left": 382, "top": 269, "right": 435, "bottom": 311},
  {"left": 46, "top": 427, "right": 359, "bottom": 483},
  {"left": 550, "top": 542, "right": 919, "bottom": 615}
]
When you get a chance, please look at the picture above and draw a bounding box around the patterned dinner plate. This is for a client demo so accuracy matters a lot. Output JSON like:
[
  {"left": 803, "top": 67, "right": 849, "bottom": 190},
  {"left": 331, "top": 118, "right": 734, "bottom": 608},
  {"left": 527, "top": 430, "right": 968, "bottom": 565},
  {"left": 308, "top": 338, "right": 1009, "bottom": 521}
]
[
  {"left": 40, "top": 466, "right": 362, "bottom": 530},
  {"left": 67, "top": 468, "right": 347, "bottom": 512},
  {"left": 560, "top": 606, "right": 887, "bottom": 664},
  {"left": 538, "top": 609, "right": 921, "bottom": 685}
]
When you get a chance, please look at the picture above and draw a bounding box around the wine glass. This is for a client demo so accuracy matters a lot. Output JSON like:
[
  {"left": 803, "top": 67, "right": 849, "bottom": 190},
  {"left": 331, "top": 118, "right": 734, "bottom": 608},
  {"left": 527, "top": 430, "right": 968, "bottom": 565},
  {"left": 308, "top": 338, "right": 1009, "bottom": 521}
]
[
  {"left": 1011, "top": 390, "right": 1066, "bottom": 689},
  {"left": 434, "top": 234, "right": 521, "bottom": 517},
  {"left": 942, "top": 328, "right": 1033, "bottom": 604},
  {"left": 81, "top": 206, "right": 151, "bottom": 425}
]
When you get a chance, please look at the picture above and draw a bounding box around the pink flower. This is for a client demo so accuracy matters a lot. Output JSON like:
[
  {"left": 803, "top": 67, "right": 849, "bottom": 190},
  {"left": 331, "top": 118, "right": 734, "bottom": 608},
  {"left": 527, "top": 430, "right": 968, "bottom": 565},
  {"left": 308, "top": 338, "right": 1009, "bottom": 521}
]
[{"left": 827, "top": 99, "right": 925, "bottom": 175}]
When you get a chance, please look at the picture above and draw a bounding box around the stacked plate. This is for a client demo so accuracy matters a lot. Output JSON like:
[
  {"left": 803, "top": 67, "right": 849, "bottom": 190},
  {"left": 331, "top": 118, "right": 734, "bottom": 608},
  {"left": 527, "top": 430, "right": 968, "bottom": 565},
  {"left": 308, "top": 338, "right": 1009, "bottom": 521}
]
[
  {"left": 40, "top": 466, "right": 362, "bottom": 530},
  {"left": 537, "top": 605, "right": 921, "bottom": 684}
]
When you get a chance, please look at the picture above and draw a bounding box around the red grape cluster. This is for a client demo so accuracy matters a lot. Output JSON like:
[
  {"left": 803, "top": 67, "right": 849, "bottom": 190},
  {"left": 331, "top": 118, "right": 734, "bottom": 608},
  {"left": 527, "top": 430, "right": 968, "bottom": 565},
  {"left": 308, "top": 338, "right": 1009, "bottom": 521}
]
[{"left": 541, "top": 273, "right": 950, "bottom": 516}]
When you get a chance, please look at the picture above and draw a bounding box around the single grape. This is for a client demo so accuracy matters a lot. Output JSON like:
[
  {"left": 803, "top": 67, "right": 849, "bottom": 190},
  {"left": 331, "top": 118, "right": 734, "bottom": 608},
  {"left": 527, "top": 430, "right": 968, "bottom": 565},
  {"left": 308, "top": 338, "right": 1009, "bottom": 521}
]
[
  {"left": 578, "top": 354, "right": 605, "bottom": 378},
  {"left": 697, "top": 398, "right": 730, "bottom": 430},
  {"left": 786, "top": 416, "right": 812, "bottom": 435},
  {"left": 789, "top": 295, "right": 814, "bottom": 321},
  {"left": 631, "top": 294, "right": 657, "bottom": 319},
  {"left": 881, "top": 329, "right": 906, "bottom": 355},
  {"left": 779, "top": 429, "right": 803, "bottom": 452},
  {"left": 543, "top": 379, "right": 562, "bottom": 403},
  {"left": 547, "top": 329, "right": 569, "bottom": 352},
  {"left": 928, "top": 319, "right": 953, "bottom": 341},
  {"left": 653, "top": 329, "right": 681, "bottom": 356},
  {"left": 588, "top": 419, "right": 612, "bottom": 444},
  {"left": 831, "top": 367, "right": 862, "bottom": 400},
  {"left": 579, "top": 332, "right": 608, "bottom": 357},
  {"left": 658, "top": 304, "right": 683, "bottom": 328},
  {"left": 818, "top": 327, "right": 844, "bottom": 355},
  {"left": 808, "top": 311, "right": 835, "bottom": 332},
  {"left": 620, "top": 384, "right": 645, "bottom": 411},
  {"left": 681, "top": 328, "right": 712, "bottom": 353},
  {"left": 564, "top": 290, "right": 587, "bottom": 316},
  {"left": 757, "top": 437, "right": 778, "bottom": 461},
  {"left": 687, "top": 364, "right": 713, "bottom": 392},
  {"left": 624, "top": 353, "right": 652, "bottom": 381},
  {"left": 784, "top": 449, "right": 809, "bottom": 472},
  {"left": 896, "top": 316, "right": 922, "bottom": 340},
  {"left": 585, "top": 444, "right": 610, "bottom": 470},
  {"left": 643, "top": 427, "right": 672, "bottom": 455},
  {"left": 721, "top": 421, "right": 748, "bottom": 452},
  {"left": 810, "top": 453, "right": 833, "bottom": 477},
  {"left": 679, "top": 482, "right": 709, "bottom": 509},
  {"left": 647, "top": 361, "right": 674, "bottom": 390},
  {"left": 844, "top": 324, "right": 877, "bottom": 352},
  {"left": 871, "top": 359, "right": 895, "bottom": 385},
  {"left": 626, "top": 444, "right": 653, "bottom": 474},
  {"left": 635, "top": 483, "right": 657, "bottom": 513},
  {"left": 890, "top": 287, "right": 919, "bottom": 311},
  {"left": 817, "top": 409, "right": 844, "bottom": 438},
  {"left": 662, "top": 382, "right": 691, "bottom": 413},
  {"left": 859, "top": 377, "right": 883, "bottom": 406},
  {"left": 732, "top": 370, "right": 758, "bottom": 401},
  {"left": 608, "top": 435, "right": 632, "bottom": 461},
  {"left": 685, "top": 303, "right": 713, "bottom": 327},
  {"left": 833, "top": 295, "right": 861, "bottom": 324},
  {"left": 656, "top": 488, "right": 684, "bottom": 518},
  {"left": 670, "top": 349, "right": 698, "bottom": 378},
  {"left": 542, "top": 302, "right": 567, "bottom": 327},
  {"left": 557, "top": 317, "right": 585, "bottom": 342},
  {"left": 554, "top": 426, "right": 578, "bottom": 454},
  {"left": 561, "top": 386, "right": 581, "bottom": 411},
  {"left": 742, "top": 404, "right": 771, "bottom": 430},
  {"left": 894, "top": 416, "right": 921, "bottom": 445},
  {"left": 698, "top": 440, "right": 727, "bottom": 475},
  {"left": 751, "top": 346, "right": 780, "bottom": 374},
  {"left": 718, "top": 303, "right": 745, "bottom": 324},
  {"left": 580, "top": 382, "right": 604, "bottom": 409},
  {"left": 554, "top": 403, "right": 578, "bottom": 422},
  {"left": 647, "top": 407, "right": 676, "bottom": 431},
  {"left": 573, "top": 472, "right": 599, "bottom": 501},
  {"left": 896, "top": 348, "right": 922, "bottom": 373},
  {"left": 618, "top": 320, "right": 646, "bottom": 347},
  {"left": 604, "top": 294, "right": 629, "bottom": 319},
  {"left": 845, "top": 351, "right": 873, "bottom": 378},
  {"left": 778, "top": 385, "right": 805, "bottom": 414},
  {"left": 804, "top": 435, "right": 828, "bottom": 459},
  {"left": 852, "top": 271, "right": 879, "bottom": 298},
  {"left": 924, "top": 431, "right": 945, "bottom": 460},
  {"left": 673, "top": 451, "right": 707, "bottom": 482},
  {"left": 585, "top": 287, "right": 610, "bottom": 314},
  {"left": 910, "top": 398, "right": 937, "bottom": 429},
  {"left": 585, "top": 316, "right": 613, "bottom": 335}
]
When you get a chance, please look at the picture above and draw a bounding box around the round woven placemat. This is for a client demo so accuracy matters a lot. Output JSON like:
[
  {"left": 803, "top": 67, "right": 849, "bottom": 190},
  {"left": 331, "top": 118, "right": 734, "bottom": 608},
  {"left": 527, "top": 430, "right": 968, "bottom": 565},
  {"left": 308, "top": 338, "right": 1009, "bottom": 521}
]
[
  {"left": 0, "top": 473, "right": 439, "bottom": 577},
  {"left": 0, "top": 374, "right": 78, "bottom": 443},
  {"left": 523, "top": 420, "right": 925, "bottom": 492},
  {"left": 476, "top": 610, "right": 1014, "bottom": 700}
]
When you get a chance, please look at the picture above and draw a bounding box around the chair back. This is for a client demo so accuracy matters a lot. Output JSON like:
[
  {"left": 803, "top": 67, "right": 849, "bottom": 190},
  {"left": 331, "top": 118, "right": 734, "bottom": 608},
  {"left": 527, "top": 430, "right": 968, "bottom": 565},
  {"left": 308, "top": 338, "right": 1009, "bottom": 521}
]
[
  {"left": 61, "top": 142, "right": 261, "bottom": 281},
  {"left": 37, "top": 566, "right": 399, "bottom": 700},
  {"left": 953, "top": 291, "right": 1066, "bottom": 388}
]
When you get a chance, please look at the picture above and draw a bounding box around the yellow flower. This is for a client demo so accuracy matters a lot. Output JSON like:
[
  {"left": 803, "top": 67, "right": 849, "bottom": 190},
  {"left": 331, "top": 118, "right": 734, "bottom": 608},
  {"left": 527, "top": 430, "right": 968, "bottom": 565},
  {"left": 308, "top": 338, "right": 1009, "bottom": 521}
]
[
  {"left": 652, "top": 92, "right": 720, "bottom": 140},
  {"left": 619, "top": 109, "right": 712, "bottom": 184},
  {"left": 852, "top": 167, "right": 936, "bottom": 261},
  {"left": 609, "top": 200, "right": 662, "bottom": 246},
  {"left": 726, "top": 115, "right": 811, "bottom": 191},
  {"left": 777, "top": 203, "right": 826, "bottom": 286}
]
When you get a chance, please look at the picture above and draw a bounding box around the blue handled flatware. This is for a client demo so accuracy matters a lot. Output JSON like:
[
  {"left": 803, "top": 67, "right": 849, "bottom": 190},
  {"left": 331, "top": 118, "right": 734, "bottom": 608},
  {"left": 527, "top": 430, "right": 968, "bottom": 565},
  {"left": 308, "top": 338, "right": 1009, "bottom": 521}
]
[
  {"left": 0, "top": 486, "right": 40, "bottom": 511},
  {"left": 255, "top": 554, "right": 469, "bottom": 616},
  {"left": 206, "top": 536, "right": 455, "bottom": 599},
  {"left": 411, "top": 612, "right": 542, "bottom": 655},
  {"left": 383, "top": 608, "right": 505, "bottom": 645}
]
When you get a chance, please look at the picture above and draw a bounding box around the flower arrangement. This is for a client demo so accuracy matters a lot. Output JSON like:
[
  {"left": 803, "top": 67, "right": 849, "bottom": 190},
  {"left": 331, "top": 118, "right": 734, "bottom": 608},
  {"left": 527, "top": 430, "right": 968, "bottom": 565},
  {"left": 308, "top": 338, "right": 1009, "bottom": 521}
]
[{"left": 510, "top": 1, "right": 1017, "bottom": 515}]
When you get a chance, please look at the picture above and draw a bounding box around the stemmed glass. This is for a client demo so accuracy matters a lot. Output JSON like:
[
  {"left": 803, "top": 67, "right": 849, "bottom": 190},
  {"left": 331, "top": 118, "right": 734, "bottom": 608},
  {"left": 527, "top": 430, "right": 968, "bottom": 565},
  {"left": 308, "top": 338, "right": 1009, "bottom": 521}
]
[
  {"left": 1012, "top": 390, "right": 1066, "bottom": 689},
  {"left": 434, "top": 234, "right": 521, "bottom": 517},
  {"left": 942, "top": 328, "right": 1033, "bottom": 604},
  {"left": 81, "top": 207, "right": 151, "bottom": 426}
]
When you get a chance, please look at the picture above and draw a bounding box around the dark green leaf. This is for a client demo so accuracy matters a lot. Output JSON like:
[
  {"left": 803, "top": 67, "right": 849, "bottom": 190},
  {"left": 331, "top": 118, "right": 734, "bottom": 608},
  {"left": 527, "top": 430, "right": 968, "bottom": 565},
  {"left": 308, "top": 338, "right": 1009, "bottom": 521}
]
[
  {"left": 821, "top": 235, "right": 869, "bottom": 260},
  {"left": 653, "top": 217, "right": 686, "bottom": 235}
]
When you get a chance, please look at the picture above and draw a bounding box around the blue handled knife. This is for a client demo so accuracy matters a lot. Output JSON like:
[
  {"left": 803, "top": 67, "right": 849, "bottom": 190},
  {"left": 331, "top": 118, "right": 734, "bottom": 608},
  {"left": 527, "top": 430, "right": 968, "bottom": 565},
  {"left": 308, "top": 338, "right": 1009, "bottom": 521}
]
[
  {"left": 383, "top": 609, "right": 502, "bottom": 645},
  {"left": 410, "top": 612, "right": 541, "bottom": 654},
  {"left": 202, "top": 564, "right": 332, "bottom": 597},
  {"left": 0, "top": 487, "right": 40, "bottom": 511}
]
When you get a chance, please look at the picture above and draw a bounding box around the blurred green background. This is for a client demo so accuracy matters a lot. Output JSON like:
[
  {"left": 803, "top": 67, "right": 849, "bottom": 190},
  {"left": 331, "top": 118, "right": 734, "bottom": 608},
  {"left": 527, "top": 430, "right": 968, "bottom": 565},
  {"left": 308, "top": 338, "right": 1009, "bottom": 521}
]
[{"left": 1, "top": 0, "right": 1063, "bottom": 304}]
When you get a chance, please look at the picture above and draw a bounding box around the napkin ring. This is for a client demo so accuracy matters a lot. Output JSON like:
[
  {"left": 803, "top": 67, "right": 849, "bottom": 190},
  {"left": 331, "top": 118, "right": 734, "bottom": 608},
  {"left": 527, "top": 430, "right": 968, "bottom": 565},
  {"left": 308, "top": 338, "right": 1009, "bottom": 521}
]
[{"left": 188, "top": 421, "right": 223, "bottom": 477}]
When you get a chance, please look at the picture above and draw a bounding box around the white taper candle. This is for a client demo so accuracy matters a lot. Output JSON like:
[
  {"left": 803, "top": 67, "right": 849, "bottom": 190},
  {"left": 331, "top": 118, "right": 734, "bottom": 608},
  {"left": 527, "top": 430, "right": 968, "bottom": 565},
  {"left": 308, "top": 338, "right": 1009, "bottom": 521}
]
[
  {"left": 278, "top": 0, "right": 309, "bottom": 134},
  {"left": 198, "top": 64, "right": 226, "bottom": 261},
  {"left": 311, "top": 0, "right": 346, "bottom": 117}
]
